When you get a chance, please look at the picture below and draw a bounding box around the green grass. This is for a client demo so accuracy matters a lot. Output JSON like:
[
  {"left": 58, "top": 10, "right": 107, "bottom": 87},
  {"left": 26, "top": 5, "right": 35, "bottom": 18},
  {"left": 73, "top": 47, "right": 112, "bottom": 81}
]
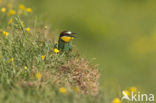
[
  {"left": 1, "top": 0, "right": 155, "bottom": 103},
  {"left": 29, "top": 0, "right": 156, "bottom": 94},
  {"left": 0, "top": 15, "right": 101, "bottom": 103},
  {"left": 0, "top": 1, "right": 109, "bottom": 103}
]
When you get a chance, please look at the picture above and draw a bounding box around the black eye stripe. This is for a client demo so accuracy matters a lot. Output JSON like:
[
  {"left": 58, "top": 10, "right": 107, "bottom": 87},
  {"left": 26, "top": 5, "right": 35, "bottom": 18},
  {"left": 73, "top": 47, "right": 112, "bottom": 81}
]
[{"left": 60, "top": 31, "right": 73, "bottom": 37}]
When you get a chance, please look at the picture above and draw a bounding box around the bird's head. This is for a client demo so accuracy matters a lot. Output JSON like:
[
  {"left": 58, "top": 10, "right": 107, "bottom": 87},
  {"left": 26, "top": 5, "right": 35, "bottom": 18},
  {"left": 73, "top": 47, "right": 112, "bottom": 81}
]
[{"left": 59, "top": 31, "right": 77, "bottom": 42}]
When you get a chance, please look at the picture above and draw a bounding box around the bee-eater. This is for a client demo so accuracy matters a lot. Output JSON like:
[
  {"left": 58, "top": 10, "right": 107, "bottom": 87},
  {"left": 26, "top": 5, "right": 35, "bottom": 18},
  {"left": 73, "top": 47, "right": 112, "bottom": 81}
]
[{"left": 56, "top": 31, "right": 77, "bottom": 52}]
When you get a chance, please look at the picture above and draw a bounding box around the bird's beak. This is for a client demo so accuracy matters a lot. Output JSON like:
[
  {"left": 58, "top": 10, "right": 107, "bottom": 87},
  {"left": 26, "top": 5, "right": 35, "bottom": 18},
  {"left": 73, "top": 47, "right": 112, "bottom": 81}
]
[
  {"left": 70, "top": 32, "right": 78, "bottom": 38},
  {"left": 72, "top": 32, "right": 77, "bottom": 34}
]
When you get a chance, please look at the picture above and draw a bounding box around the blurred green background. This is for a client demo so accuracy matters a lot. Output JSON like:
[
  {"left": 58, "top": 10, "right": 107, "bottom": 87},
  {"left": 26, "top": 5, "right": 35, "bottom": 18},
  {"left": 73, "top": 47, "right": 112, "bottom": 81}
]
[{"left": 30, "top": 0, "right": 156, "bottom": 93}]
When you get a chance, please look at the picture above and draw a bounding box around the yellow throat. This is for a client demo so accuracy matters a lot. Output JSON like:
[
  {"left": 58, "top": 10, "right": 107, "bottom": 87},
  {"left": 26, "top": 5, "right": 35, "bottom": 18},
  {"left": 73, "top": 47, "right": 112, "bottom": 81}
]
[{"left": 61, "top": 36, "right": 72, "bottom": 42}]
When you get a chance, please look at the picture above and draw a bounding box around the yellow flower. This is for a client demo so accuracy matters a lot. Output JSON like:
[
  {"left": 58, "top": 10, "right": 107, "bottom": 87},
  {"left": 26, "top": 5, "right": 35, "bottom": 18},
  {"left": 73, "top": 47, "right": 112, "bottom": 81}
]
[
  {"left": 8, "top": 58, "right": 14, "bottom": 63},
  {"left": 35, "top": 72, "right": 42, "bottom": 80},
  {"left": 3, "top": 31, "right": 9, "bottom": 37},
  {"left": 41, "top": 55, "right": 45, "bottom": 60},
  {"left": 8, "top": 9, "right": 16, "bottom": 16},
  {"left": 129, "top": 87, "right": 137, "bottom": 93},
  {"left": 59, "top": 87, "right": 67, "bottom": 93},
  {"left": 54, "top": 48, "right": 59, "bottom": 53},
  {"left": 25, "top": 27, "right": 30, "bottom": 32},
  {"left": 112, "top": 98, "right": 121, "bottom": 103},
  {"left": 122, "top": 90, "right": 130, "bottom": 96},
  {"left": 1, "top": 8, "right": 6, "bottom": 13},
  {"left": 26, "top": 8, "right": 32, "bottom": 13},
  {"left": 19, "top": 4, "right": 25, "bottom": 10},
  {"left": 24, "top": 66, "right": 28, "bottom": 70},
  {"left": 8, "top": 18, "right": 13, "bottom": 24}
]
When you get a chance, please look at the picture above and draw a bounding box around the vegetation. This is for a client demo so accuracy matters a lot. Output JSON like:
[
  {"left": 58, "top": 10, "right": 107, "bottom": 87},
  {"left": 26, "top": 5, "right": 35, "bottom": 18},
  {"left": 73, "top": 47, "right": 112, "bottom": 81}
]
[
  {"left": 0, "top": 0, "right": 155, "bottom": 103},
  {"left": 31, "top": 0, "right": 156, "bottom": 94},
  {"left": 0, "top": 1, "right": 101, "bottom": 103}
]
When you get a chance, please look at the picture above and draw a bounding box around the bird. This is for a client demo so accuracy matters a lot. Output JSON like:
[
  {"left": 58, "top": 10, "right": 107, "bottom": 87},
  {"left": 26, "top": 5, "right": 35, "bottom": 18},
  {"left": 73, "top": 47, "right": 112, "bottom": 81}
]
[{"left": 55, "top": 31, "right": 77, "bottom": 53}]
